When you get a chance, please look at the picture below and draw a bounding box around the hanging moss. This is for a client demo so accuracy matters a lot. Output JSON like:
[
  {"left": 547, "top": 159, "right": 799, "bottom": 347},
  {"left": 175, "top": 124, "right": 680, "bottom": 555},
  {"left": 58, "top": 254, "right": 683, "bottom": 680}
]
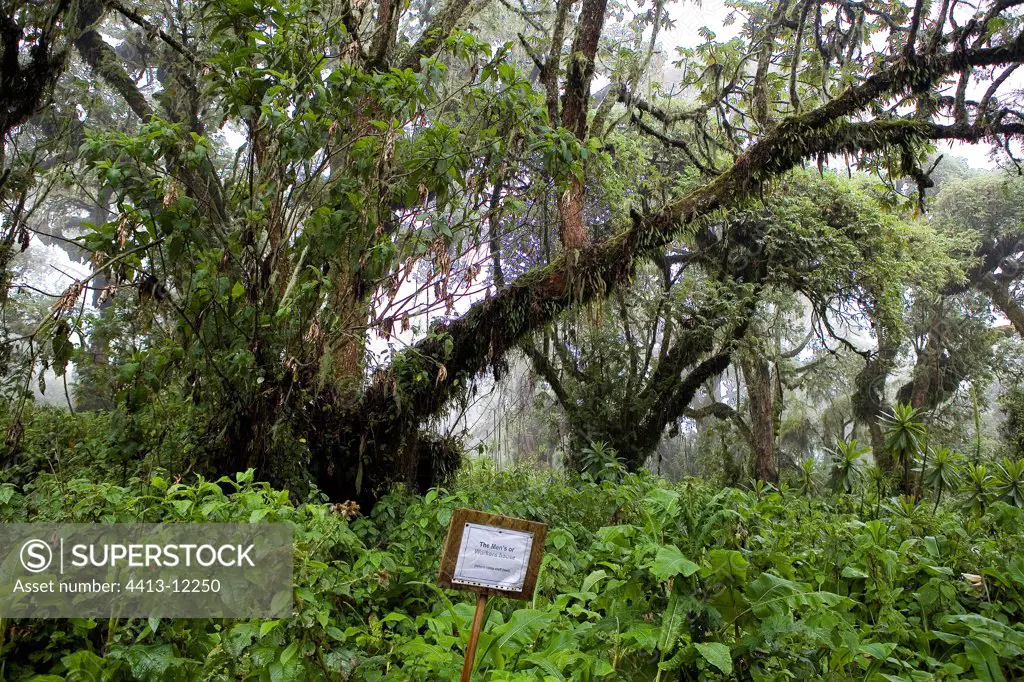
[{"left": 316, "top": 36, "right": 1024, "bottom": 507}]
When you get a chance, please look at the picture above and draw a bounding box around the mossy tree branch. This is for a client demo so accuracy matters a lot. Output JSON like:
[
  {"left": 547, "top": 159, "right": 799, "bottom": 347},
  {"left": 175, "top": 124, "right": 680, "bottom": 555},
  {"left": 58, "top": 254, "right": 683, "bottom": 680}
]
[
  {"left": 317, "top": 28, "right": 1024, "bottom": 502},
  {"left": 352, "top": 37, "right": 1024, "bottom": 420}
]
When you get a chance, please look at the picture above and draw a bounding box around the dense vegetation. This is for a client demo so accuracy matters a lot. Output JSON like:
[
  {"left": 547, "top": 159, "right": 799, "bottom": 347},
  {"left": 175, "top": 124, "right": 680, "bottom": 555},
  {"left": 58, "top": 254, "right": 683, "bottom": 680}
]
[
  {"left": 6, "top": 0, "right": 1024, "bottom": 500},
  {"left": 6, "top": 0, "right": 1024, "bottom": 677},
  {"left": 2, "top": 461, "right": 1024, "bottom": 680}
]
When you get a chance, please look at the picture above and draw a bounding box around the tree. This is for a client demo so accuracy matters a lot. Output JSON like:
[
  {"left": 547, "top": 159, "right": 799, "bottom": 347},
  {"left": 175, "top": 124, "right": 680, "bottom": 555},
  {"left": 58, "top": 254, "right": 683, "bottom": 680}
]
[
  {"left": 6, "top": 0, "right": 1024, "bottom": 508},
  {"left": 526, "top": 169, "right": 929, "bottom": 480},
  {"left": 896, "top": 294, "right": 1004, "bottom": 412},
  {"left": 523, "top": 269, "right": 749, "bottom": 473},
  {"left": 933, "top": 172, "right": 1024, "bottom": 336},
  {"left": 0, "top": 0, "right": 79, "bottom": 182}
]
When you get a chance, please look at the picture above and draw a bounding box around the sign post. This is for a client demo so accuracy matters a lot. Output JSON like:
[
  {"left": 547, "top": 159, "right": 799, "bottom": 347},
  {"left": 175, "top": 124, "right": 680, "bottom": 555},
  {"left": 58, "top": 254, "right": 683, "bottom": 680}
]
[
  {"left": 462, "top": 592, "right": 488, "bottom": 682},
  {"left": 437, "top": 509, "right": 547, "bottom": 681}
]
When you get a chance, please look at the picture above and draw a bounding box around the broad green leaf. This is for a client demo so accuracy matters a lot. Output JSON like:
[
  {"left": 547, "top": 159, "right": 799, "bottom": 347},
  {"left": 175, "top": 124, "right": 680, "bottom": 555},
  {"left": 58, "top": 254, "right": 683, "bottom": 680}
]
[
  {"left": 965, "top": 640, "right": 1006, "bottom": 682},
  {"left": 706, "top": 549, "right": 748, "bottom": 581},
  {"left": 581, "top": 569, "right": 608, "bottom": 593},
  {"left": 622, "top": 623, "right": 659, "bottom": 651},
  {"left": 122, "top": 644, "right": 189, "bottom": 679},
  {"left": 279, "top": 641, "right": 298, "bottom": 666},
  {"left": 651, "top": 545, "right": 700, "bottom": 580},
  {"left": 695, "top": 642, "right": 733, "bottom": 674},
  {"left": 259, "top": 620, "right": 281, "bottom": 638},
  {"left": 659, "top": 591, "right": 686, "bottom": 652},
  {"left": 476, "top": 609, "right": 552, "bottom": 667},
  {"left": 859, "top": 642, "right": 898, "bottom": 659},
  {"left": 841, "top": 565, "right": 869, "bottom": 579},
  {"left": 523, "top": 653, "right": 567, "bottom": 681}
]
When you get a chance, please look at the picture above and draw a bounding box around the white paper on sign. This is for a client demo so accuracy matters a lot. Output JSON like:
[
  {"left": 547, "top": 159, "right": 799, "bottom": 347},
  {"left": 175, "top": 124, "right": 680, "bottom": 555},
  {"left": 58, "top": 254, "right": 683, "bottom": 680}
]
[{"left": 451, "top": 523, "right": 534, "bottom": 591}]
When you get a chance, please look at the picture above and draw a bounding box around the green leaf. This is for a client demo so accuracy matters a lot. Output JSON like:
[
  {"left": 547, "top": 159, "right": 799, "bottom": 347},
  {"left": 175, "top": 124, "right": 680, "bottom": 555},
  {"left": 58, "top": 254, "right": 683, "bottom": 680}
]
[
  {"left": 965, "top": 640, "right": 1006, "bottom": 682},
  {"left": 695, "top": 642, "right": 733, "bottom": 674},
  {"left": 651, "top": 545, "right": 700, "bottom": 580},
  {"left": 523, "top": 653, "right": 567, "bottom": 681},
  {"left": 484, "top": 609, "right": 551, "bottom": 655},
  {"left": 260, "top": 620, "right": 281, "bottom": 638},
  {"left": 622, "top": 623, "right": 660, "bottom": 651},
  {"left": 706, "top": 549, "right": 748, "bottom": 580},
  {"left": 131, "top": 644, "right": 187, "bottom": 677},
  {"left": 746, "top": 572, "right": 852, "bottom": 619},
  {"left": 279, "top": 641, "right": 298, "bottom": 666},
  {"left": 841, "top": 565, "right": 869, "bottom": 579},
  {"left": 118, "top": 362, "right": 140, "bottom": 383},
  {"left": 659, "top": 591, "right": 686, "bottom": 652},
  {"left": 61, "top": 650, "right": 104, "bottom": 677},
  {"left": 581, "top": 569, "right": 608, "bottom": 593},
  {"left": 859, "top": 642, "right": 898, "bottom": 659}
]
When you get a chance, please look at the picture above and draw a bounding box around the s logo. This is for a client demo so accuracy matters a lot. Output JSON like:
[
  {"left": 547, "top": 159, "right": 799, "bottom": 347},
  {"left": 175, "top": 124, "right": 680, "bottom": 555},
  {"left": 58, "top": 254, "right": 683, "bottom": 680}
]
[{"left": 19, "top": 539, "right": 52, "bottom": 573}]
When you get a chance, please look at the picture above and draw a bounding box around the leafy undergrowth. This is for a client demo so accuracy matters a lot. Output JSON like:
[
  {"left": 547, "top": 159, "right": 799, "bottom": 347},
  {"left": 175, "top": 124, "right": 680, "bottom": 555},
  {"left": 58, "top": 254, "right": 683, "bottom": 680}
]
[{"left": 2, "top": 465, "right": 1024, "bottom": 681}]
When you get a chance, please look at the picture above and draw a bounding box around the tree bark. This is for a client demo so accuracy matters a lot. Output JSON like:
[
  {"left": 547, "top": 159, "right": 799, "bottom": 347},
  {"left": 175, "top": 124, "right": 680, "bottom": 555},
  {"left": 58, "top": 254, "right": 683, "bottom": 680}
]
[
  {"left": 979, "top": 278, "right": 1024, "bottom": 337},
  {"left": 555, "top": 0, "right": 610, "bottom": 250},
  {"left": 557, "top": 178, "right": 588, "bottom": 250},
  {"left": 560, "top": 0, "right": 609, "bottom": 137},
  {"left": 742, "top": 353, "right": 778, "bottom": 483},
  {"left": 853, "top": 329, "right": 898, "bottom": 473},
  {"left": 323, "top": 35, "right": 1024, "bottom": 504}
]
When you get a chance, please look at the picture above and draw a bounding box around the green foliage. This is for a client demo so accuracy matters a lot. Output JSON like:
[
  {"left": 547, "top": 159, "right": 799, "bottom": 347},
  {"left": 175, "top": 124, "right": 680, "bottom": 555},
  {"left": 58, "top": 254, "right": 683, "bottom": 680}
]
[
  {"left": 3, "top": 464, "right": 1024, "bottom": 680},
  {"left": 881, "top": 402, "right": 929, "bottom": 492},
  {"left": 793, "top": 458, "right": 817, "bottom": 495},
  {"left": 828, "top": 438, "right": 868, "bottom": 494},
  {"left": 578, "top": 441, "right": 626, "bottom": 482},
  {"left": 923, "top": 447, "right": 963, "bottom": 511},
  {"left": 995, "top": 457, "right": 1024, "bottom": 508},
  {"left": 882, "top": 402, "right": 928, "bottom": 460},
  {"left": 965, "top": 462, "right": 996, "bottom": 515}
]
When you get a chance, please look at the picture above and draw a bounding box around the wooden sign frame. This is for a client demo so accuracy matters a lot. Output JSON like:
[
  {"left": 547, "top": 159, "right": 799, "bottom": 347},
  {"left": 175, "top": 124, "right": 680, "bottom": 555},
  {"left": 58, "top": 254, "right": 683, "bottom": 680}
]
[
  {"left": 438, "top": 509, "right": 547, "bottom": 680},
  {"left": 438, "top": 508, "right": 547, "bottom": 600}
]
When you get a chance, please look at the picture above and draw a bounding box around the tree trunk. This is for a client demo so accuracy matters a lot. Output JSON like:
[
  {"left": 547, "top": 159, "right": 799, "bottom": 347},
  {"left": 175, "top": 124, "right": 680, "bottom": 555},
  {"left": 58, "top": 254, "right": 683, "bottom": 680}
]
[
  {"left": 560, "top": 0, "right": 609, "bottom": 137},
  {"left": 329, "top": 266, "right": 370, "bottom": 391},
  {"left": 979, "top": 278, "right": 1024, "bottom": 337},
  {"left": 554, "top": 0, "right": 609, "bottom": 250},
  {"left": 910, "top": 331, "right": 939, "bottom": 409},
  {"left": 557, "top": 178, "right": 587, "bottom": 250},
  {"left": 742, "top": 354, "right": 778, "bottom": 483},
  {"left": 853, "top": 329, "right": 898, "bottom": 474}
]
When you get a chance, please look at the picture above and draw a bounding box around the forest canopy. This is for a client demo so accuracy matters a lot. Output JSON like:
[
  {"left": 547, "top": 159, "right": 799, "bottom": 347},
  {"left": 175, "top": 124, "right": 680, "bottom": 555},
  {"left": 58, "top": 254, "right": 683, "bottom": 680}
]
[
  {"left": 9, "top": 0, "right": 1024, "bottom": 680},
  {"left": 4, "top": 0, "right": 1024, "bottom": 505}
]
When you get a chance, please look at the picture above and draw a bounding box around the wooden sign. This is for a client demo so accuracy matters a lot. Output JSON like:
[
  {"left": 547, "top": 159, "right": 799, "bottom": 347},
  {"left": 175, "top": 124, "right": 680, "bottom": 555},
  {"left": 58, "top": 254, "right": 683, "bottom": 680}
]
[
  {"left": 438, "top": 509, "right": 547, "bottom": 682},
  {"left": 438, "top": 508, "right": 547, "bottom": 599}
]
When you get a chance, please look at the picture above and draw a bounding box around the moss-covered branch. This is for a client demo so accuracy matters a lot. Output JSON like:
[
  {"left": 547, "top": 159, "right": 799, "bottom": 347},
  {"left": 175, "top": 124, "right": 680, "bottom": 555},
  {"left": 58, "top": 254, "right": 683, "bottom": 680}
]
[
  {"left": 398, "top": 0, "right": 484, "bottom": 71},
  {"left": 323, "top": 31, "right": 1024, "bottom": 502}
]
